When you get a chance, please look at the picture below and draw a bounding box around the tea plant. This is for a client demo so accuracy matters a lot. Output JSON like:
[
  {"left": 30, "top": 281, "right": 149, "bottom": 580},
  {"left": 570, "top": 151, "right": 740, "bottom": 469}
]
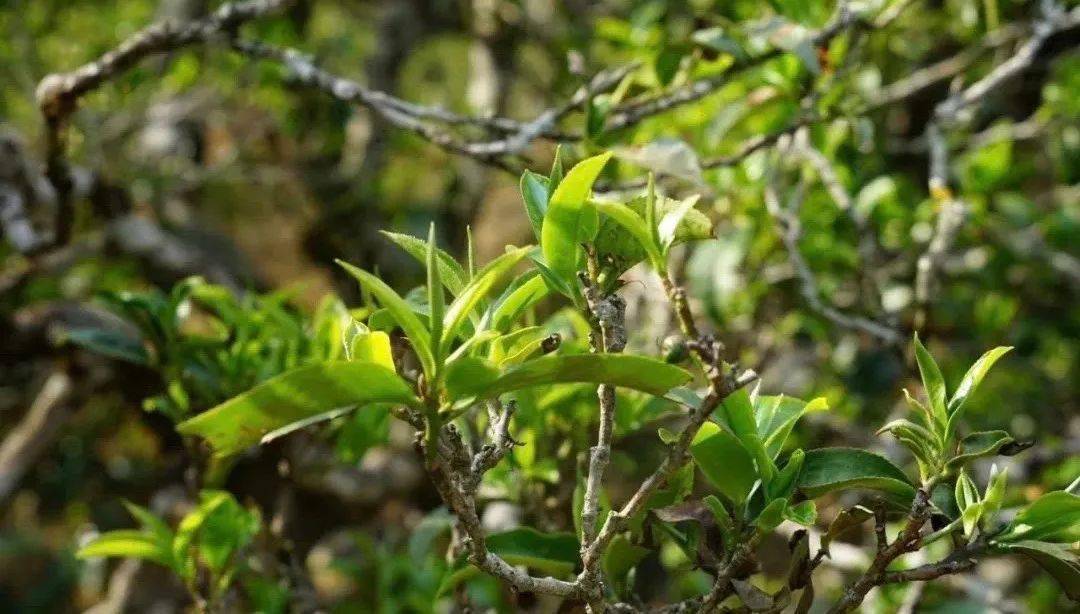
[{"left": 77, "top": 154, "right": 1079, "bottom": 611}]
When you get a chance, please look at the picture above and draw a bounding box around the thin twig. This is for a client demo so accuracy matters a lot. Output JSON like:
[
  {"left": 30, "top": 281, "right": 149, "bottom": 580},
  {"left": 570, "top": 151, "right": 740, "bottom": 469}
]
[
  {"left": 35, "top": 0, "right": 294, "bottom": 247},
  {"left": 764, "top": 146, "right": 901, "bottom": 344}
]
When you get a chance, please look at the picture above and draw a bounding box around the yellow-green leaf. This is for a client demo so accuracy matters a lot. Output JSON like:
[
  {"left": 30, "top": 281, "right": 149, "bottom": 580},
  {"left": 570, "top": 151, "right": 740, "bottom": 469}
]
[{"left": 177, "top": 361, "right": 417, "bottom": 457}]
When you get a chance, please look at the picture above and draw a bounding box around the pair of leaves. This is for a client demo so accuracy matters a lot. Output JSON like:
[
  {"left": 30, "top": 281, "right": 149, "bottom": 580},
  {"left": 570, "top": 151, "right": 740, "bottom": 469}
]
[
  {"left": 954, "top": 466, "right": 1007, "bottom": 538},
  {"left": 592, "top": 187, "right": 712, "bottom": 277},
  {"left": 754, "top": 394, "right": 828, "bottom": 459},
  {"left": 911, "top": 334, "right": 1011, "bottom": 445}
]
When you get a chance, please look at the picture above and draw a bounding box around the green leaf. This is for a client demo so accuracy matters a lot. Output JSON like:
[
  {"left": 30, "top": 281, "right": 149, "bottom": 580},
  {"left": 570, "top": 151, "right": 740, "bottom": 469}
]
[
  {"left": 603, "top": 534, "right": 649, "bottom": 595},
  {"left": 427, "top": 224, "right": 445, "bottom": 364},
  {"left": 197, "top": 492, "right": 259, "bottom": 573},
  {"left": 77, "top": 530, "right": 174, "bottom": 568},
  {"left": 593, "top": 193, "right": 712, "bottom": 277},
  {"left": 593, "top": 199, "right": 663, "bottom": 269},
  {"left": 945, "top": 346, "right": 1012, "bottom": 439},
  {"left": 122, "top": 501, "right": 173, "bottom": 545},
  {"left": 755, "top": 395, "right": 828, "bottom": 459},
  {"left": 380, "top": 231, "right": 467, "bottom": 295},
  {"left": 797, "top": 448, "right": 915, "bottom": 503},
  {"left": 441, "top": 247, "right": 530, "bottom": 355},
  {"left": 337, "top": 259, "right": 434, "bottom": 377},
  {"left": 703, "top": 494, "right": 735, "bottom": 546},
  {"left": 658, "top": 194, "right": 706, "bottom": 252},
  {"left": 1005, "top": 541, "right": 1080, "bottom": 600},
  {"left": 913, "top": 333, "right": 947, "bottom": 428},
  {"left": 755, "top": 498, "right": 787, "bottom": 532},
  {"left": 348, "top": 330, "right": 394, "bottom": 371},
  {"left": 645, "top": 174, "right": 659, "bottom": 250},
  {"left": 444, "top": 357, "right": 501, "bottom": 401},
  {"left": 259, "top": 406, "right": 355, "bottom": 445},
  {"left": 177, "top": 361, "right": 417, "bottom": 457},
  {"left": 62, "top": 327, "right": 150, "bottom": 365},
  {"left": 521, "top": 171, "right": 549, "bottom": 240},
  {"left": 718, "top": 388, "right": 774, "bottom": 484},
  {"left": 450, "top": 354, "right": 691, "bottom": 400},
  {"left": 820, "top": 505, "right": 874, "bottom": 554},
  {"left": 999, "top": 491, "right": 1080, "bottom": 544},
  {"left": 691, "top": 422, "right": 758, "bottom": 504},
  {"left": 945, "top": 430, "right": 1015, "bottom": 473},
  {"left": 877, "top": 419, "right": 941, "bottom": 474},
  {"left": 982, "top": 465, "right": 1007, "bottom": 524},
  {"left": 541, "top": 152, "right": 611, "bottom": 281},
  {"left": 770, "top": 449, "right": 805, "bottom": 500},
  {"left": 784, "top": 500, "right": 817, "bottom": 526},
  {"left": 485, "top": 273, "right": 549, "bottom": 333},
  {"left": 437, "top": 528, "right": 579, "bottom": 596}
]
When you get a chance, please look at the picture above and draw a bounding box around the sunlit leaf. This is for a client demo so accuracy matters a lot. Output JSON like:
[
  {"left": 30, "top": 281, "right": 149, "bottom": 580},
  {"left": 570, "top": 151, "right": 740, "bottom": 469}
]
[
  {"left": 913, "top": 333, "right": 947, "bottom": 429},
  {"left": 380, "top": 231, "right": 467, "bottom": 295},
  {"left": 177, "top": 361, "right": 417, "bottom": 457},
  {"left": 337, "top": 260, "right": 434, "bottom": 377},
  {"left": 77, "top": 530, "right": 174, "bottom": 568},
  {"left": 441, "top": 247, "right": 530, "bottom": 355},
  {"left": 541, "top": 152, "right": 611, "bottom": 281},
  {"left": 450, "top": 354, "right": 691, "bottom": 400},
  {"left": 945, "top": 346, "right": 1012, "bottom": 440}
]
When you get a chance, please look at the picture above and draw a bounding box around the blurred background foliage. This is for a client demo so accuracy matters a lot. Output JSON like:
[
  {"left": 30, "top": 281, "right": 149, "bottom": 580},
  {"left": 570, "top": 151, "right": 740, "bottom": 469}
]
[{"left": 0, "top": 0, "right": 1078, "bottom": 611}]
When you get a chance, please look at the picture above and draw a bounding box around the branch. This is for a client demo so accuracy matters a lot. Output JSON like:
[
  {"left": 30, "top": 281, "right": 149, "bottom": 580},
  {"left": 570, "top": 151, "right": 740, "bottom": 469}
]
[
  {"left": 230, "top": 39, "right": 631, "bottom": 169},
  {"left": 763, "top": 146, "right": 901, "bottom": 344},
  {"left": 35, "top": 0, "right": 294, "bottom": 247},
  {"left": 577, "top": 262, "right": 629, "bottom": 606},
  {"left": 605, "top": 4, "right": 869, "bottom": 132},
  {"left": 882, "top": 557, "right": 978, "bottom": 584},
  {"left": 0, "top": 368, "right": 74, "bottom": 505},
  {"left": 934, "top": 4, "right": 1080, "bottom": 124},
  {"left": 826, "top": 488, "right": 934, "bottom": 613},
  {"left": 913, "top": 4, "right": 1079, "bottom": 325}
]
